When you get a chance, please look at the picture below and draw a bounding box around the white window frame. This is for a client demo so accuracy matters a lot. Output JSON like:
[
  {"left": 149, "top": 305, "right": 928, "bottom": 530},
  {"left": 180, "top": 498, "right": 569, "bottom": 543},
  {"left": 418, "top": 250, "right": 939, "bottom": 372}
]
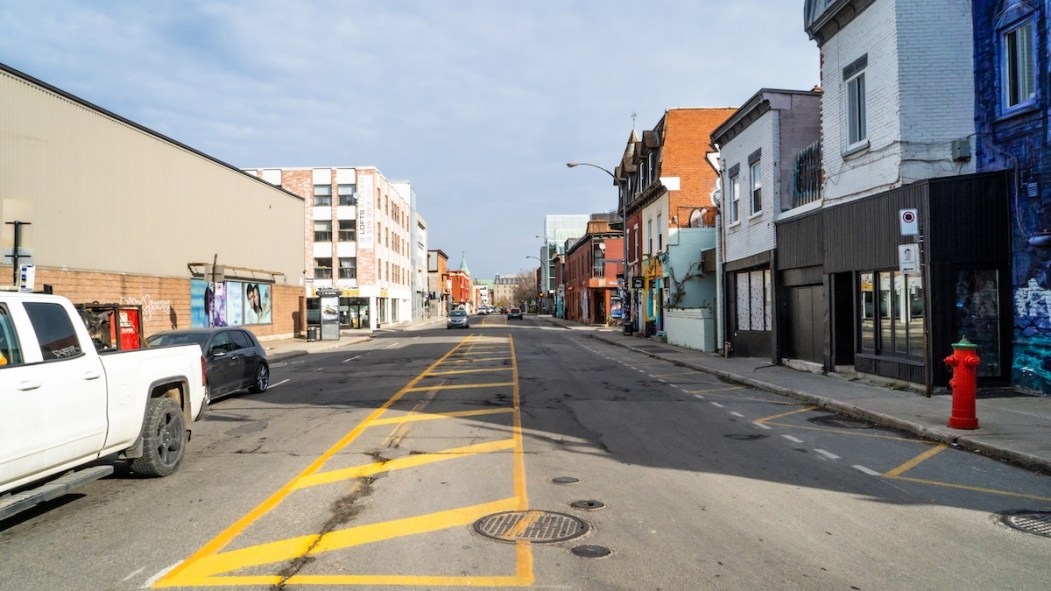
[
  {"left": 1003, "top": 19, "right": 1036, "bottom": 110},
  {"left": 749, "top": 160, "right": 762, "bottom": 216},
  {"left": 846, "top": 71, "right": 867, "bottom": 148},
  {"left": 728, "top": 173, "right": 740, "bottom": 225}
]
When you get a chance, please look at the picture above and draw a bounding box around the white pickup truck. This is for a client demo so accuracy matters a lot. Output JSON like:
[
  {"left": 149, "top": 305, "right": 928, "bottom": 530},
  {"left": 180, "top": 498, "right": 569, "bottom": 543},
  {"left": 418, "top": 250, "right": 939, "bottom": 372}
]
[{"left": 0, "top": 292, "right": 208, "bottom": 520}]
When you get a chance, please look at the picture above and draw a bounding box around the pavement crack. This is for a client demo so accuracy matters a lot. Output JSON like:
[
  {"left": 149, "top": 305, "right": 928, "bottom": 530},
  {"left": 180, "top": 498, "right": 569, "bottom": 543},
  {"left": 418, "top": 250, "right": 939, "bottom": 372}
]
[{"left": 270, "top": 476, "right": 376, "bottom": 590}]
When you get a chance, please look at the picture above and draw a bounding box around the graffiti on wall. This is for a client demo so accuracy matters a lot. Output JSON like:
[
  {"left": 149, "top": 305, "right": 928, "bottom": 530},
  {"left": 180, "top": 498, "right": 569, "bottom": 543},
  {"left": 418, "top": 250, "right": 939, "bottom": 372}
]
[{"left": 119, "top": 294, "right": 172, "bottom": 323}]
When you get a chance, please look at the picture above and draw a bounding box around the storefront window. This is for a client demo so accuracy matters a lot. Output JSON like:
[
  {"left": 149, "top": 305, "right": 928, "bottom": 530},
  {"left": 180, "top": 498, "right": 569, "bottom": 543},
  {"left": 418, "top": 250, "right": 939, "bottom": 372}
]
[
  {"left": 859, "top": 270, "right": 925, "bottom": 360},
  {"left": 735, "top": 269, "right": 771, "bottom": 331}
]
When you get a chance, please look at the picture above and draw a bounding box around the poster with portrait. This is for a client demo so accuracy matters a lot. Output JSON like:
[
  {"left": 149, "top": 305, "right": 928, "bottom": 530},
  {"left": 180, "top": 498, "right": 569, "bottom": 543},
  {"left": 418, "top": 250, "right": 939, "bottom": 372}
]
[
  {"left": 212, "top": 282, "right": 228, "bottom": 327},
  {"left": 244, "top": 282, "right": 272, "bottom": 324}
]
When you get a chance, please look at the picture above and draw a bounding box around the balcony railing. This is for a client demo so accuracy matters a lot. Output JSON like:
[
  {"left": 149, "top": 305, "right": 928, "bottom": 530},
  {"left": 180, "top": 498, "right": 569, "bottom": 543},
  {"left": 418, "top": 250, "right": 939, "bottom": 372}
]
[{"left": 792, "top": 140, "right": 822, "bottom": 208}]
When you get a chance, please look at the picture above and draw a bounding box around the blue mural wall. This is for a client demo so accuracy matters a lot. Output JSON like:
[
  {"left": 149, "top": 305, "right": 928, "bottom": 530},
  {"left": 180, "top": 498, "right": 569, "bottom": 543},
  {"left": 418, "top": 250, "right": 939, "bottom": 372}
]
[{"left": 974, "top": 0, "right": 1051, "bottom": 393}]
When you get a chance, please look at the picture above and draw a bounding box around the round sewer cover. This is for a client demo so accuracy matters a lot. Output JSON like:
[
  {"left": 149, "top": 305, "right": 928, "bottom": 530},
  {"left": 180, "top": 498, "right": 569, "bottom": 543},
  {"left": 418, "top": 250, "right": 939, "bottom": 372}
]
[
  {"left": 570, "top": 499, "right": 606, "bottom": 510},
  {"left": 572, "top": 545, "right": 612, "bottom": 558},
  {"left": 474, "top": 511, "right": 589, "bottom": 543},
  {"left": 999, "top": 511, "right": 1051, "bottom": 538},
  {"left": 551, "top": 476, "right": 580, "bottom": 484}
]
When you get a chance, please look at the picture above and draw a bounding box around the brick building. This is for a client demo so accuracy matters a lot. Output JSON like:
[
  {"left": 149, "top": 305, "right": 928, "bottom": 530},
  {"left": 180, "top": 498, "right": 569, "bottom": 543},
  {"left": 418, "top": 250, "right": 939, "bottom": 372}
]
[
  {"left": 563, "top": 218, "right": 624, "bottom": 325},
  {"left": 244, "top": 167, "right": 416, "bottom": 331}
]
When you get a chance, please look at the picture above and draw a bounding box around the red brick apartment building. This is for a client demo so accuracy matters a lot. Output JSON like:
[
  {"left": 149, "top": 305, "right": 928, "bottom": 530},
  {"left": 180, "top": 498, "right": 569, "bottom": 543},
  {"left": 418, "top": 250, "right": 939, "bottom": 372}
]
[{"left": 563, "top": 219, "right": 624, "bottom": 325}]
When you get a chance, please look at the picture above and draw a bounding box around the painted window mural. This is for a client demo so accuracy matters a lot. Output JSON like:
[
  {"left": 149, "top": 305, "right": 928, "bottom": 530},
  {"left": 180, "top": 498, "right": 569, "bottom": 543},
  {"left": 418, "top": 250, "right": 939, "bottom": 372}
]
[{"left": 192, "top": 280, "right": 273, "bottom": 328}]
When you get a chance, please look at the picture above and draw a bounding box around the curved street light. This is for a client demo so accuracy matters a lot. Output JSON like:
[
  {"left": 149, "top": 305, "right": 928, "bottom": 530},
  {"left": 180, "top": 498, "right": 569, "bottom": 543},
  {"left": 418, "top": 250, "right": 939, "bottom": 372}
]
[{"left": 566, "top": 161, "right": 615, "bottom": 178}]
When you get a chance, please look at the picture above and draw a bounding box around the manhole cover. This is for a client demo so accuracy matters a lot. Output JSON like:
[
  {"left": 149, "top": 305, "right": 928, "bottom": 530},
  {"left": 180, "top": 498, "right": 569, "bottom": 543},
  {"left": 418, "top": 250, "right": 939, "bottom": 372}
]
[
  {"left": 724, "top": 434, "right": 769, "bottom": 441},
  {"left": 570, "top": 500, "right": 605, "bottom": 510},
  {"left": 474, "top": 511, "right": 589, "bottom": 543},
  {"left": 551, "top": 476, "right": 580, "bottom": 484},
  {"left": 808, "top": 414, "right": 873, "bottom": 429},
  {"left": 999, "top": 511, "right": 1051, "bottom": 538},
  {"left": 572, "top": 545, "right": 612, "bottom": 558}
]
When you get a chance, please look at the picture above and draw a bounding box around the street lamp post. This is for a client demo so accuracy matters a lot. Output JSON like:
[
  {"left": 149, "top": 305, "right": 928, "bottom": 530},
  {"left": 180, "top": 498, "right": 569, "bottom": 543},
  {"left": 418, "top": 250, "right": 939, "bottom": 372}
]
[
  {"left": 525, "top": 255, "right": 543, "bottom": 313},
  {"left": 565, "top": 161, "right": 631, "bottom": 333}
]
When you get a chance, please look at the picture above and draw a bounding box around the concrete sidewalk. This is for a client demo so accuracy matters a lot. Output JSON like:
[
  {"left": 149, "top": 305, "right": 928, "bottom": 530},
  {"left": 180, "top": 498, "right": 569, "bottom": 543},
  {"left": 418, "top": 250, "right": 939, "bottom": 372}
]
[{"left": 258, "top": 314, "right": 1051, "bottom": 474}]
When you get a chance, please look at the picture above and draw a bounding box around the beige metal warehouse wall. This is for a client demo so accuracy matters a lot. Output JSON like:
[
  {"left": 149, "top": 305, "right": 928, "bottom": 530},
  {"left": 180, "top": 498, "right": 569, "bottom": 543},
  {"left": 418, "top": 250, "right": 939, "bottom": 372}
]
[{"left": 0, "top": 66, "right": 304, "bottom": 286}]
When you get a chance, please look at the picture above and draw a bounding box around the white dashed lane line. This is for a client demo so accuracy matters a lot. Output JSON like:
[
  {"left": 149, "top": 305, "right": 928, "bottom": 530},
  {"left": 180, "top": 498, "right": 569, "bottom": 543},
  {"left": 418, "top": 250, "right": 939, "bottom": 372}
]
[
  {"left": 854, "top": 465, "right": 882, "bottom": 476},
  {"left": 815, "top": 449, "right": 841, "bottom": 461},
  {"left": 782, "top": 435, "right": 804, "bottom": 444}
]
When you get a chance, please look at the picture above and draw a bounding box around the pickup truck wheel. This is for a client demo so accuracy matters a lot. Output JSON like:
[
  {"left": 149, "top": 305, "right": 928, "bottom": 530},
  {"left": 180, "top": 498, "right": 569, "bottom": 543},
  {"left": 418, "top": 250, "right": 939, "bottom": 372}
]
[
  {"left": 130, "top": 397, "right": 185, "bottom": 477},
  {"left": 248, "top": 363, "right": 269, "bottom": 394}
]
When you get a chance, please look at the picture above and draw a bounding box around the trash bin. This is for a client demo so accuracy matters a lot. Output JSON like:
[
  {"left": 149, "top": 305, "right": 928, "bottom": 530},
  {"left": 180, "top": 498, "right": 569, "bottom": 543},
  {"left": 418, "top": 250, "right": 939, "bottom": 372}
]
[{"left": 307, "top": 326, "right": 320, "bottom": 342}]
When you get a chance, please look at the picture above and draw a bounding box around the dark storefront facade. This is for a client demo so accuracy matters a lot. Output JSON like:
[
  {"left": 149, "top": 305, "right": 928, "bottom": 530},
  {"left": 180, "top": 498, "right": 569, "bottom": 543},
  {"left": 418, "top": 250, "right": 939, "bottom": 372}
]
[{"left": 776, "top": 172, "right": 1012, "bottom": 392}]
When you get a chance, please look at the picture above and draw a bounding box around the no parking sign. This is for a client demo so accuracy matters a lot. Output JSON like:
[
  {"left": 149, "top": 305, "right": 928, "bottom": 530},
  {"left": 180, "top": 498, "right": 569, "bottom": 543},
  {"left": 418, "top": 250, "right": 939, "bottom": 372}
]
[{"left": 900, "top": 208, "right": 919, "bottom": 236}]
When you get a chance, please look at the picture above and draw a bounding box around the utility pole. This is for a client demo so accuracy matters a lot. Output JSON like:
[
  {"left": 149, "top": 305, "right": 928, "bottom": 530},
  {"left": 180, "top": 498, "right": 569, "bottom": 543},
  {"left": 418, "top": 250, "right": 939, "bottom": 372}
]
[{"left": 6, "top": 221, "right": 31, "bottom": 287}]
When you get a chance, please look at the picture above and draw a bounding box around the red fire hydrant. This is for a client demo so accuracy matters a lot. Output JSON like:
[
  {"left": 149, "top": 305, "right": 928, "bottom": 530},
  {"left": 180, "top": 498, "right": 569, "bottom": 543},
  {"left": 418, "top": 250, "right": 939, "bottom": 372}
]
[{"left": 944, "top": 337, "right": 980, "bottom": 429}]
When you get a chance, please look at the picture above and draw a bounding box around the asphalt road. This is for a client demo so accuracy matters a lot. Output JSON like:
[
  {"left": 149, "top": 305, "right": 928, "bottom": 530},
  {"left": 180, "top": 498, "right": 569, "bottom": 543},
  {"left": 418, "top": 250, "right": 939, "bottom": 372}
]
[{"left": 1, "top": 315, "right": 1049, "bottom": 590}]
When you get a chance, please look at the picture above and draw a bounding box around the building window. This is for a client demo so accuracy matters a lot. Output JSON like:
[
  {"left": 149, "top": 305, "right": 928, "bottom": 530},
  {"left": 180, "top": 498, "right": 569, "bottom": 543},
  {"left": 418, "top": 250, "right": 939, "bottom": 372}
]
[
  {"left": 314, "top": 184, "right": 332, "bottom": 207},
  {"left": 339, "top": 257, "right": 357, "bottom": 279},
  {"left": 1003, "top": 19, "right": 1035, "bottom": 109},
  {"left": 338, "top": 219, "right": 356, "bottom": 242},
  {"left": 314, "top": 258, "right": 333, "bottom": 279},
  {"left": 313, "top": 220, "right": 332, "bottom": 242},
  {"left": 647, "top": 220, "right": 653, "bottom": 255},
  {"left": 734, "top": 269, "right": 771, "bottom": 331},
  {"left": 858, "top": 270, "right": 925, "bottom": 359},
  {"left": 657, "top": 213, "right": 663, "bottom": 250},
  {"left": 338, "top": 184, "right": 357, "bottom": 206},
  {"left": 749, "top": 160, "right": 762, "bottom": 215},
  {"left": 844, "top": 55, "right": 868, "bottom": 148},
  {"left": 728, "top": 170, "right": 740, "bottom": 224}
]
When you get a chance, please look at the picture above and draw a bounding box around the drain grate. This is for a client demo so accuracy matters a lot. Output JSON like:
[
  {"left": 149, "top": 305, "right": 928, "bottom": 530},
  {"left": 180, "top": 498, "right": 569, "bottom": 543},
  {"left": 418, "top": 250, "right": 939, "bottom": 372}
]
[
  {"left": 999, "top": 511, "right": 1051, "bottom": 538},
  {"left": 474, "top": 510, "right": 588, "bottom": 543},
  {"left": 808, "top": 414, "right": 873, "bottom": 429}
]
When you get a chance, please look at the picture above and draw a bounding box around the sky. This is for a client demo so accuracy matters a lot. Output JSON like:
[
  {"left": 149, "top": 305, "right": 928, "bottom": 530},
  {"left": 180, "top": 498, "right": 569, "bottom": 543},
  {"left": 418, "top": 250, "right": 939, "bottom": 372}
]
[{"left": 0, "top": 1, "right": 820, "bottom": 280}]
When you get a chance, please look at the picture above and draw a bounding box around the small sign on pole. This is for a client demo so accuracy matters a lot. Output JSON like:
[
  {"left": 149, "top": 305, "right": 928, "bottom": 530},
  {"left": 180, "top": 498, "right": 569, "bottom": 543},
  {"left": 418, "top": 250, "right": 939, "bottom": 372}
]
[
  {"left": 899, "top": 244, "right": 920, "bottom": 275},
  {"left": 899, "top": 208, "right": 919, "bottom": 236}
]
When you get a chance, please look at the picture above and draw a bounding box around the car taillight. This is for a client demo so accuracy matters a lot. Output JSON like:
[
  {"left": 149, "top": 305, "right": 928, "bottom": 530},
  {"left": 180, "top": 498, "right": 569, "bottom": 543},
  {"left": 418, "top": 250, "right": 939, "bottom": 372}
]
[{"left": 201, "top": 355, "right": 208, "bottom": 386}]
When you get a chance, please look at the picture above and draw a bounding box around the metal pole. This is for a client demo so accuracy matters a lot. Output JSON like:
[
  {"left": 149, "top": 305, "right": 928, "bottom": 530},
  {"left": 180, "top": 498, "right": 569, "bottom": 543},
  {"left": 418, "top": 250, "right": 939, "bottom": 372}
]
[{"left": 6, "top": 221, "right": 30, "bottom": 287}]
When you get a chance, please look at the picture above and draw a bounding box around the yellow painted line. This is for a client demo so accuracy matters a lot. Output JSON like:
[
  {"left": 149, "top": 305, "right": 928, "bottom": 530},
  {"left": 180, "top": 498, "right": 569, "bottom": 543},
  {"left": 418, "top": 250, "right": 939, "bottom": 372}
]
[
  {"left": 755, "top": 406, "right": 818, "bottom": 423},
  {"left": 761, "top": 421, "right": 925, "bottom": 443},
  {"left": 369, "top": 407, "right": 513, "bottom": 426},
  {"left": 510, "top": 335, "right": 529, "bottom": 512},
  {"left": 160, "top": 497, "right": 520, "bottom": 583},
  {"left": 404, "top": 382, "right": 514, "bottom": 392},
  {"left": 884, "top": 444, "right": 948, "bottom": 478},
  {"left": 450, "top": 356, "right": 512, "bottom": 363},
  {"left": 156, "top": 335, "right": 478, "bottom": 587},
  {"left": 293, "top": 439, "right": 516, "bottom": 489},
  {"left": 179, "top": 574, "right": 533, "bottom": 587},
  {"left": 888, "top": 476, "right": 1051, "bottom": 503},
  {"left": 427, "top": 367, "right": 513, "bottom": 376}
]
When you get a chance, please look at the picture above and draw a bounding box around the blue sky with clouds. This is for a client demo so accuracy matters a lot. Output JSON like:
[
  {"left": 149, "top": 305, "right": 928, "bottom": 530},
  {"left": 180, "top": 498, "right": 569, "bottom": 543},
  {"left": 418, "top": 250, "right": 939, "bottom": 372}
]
[{"left": 1, "top": 1, "right": 819, "bottom": 280}]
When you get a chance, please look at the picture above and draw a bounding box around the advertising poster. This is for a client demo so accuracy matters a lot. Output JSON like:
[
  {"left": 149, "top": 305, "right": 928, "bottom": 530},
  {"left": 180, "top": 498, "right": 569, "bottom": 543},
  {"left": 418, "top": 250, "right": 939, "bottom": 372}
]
[
  {"left": 244, "top": 283, "right": 273, "bottom": 325},
  {"left": 227, "top": 282, "right": 244, "bottom": 326},
  {"left": 211, "top": 282, "right": 227, "bottom": 327},
  {"left": 191, "top": 279, "right": 208, "bottom": 327}
]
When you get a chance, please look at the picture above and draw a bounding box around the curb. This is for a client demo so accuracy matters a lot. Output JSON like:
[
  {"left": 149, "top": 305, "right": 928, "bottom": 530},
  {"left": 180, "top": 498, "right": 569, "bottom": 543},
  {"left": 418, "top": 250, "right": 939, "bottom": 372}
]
[{"left": 587, "top": 331, "right": 1051, "bottom": 476}]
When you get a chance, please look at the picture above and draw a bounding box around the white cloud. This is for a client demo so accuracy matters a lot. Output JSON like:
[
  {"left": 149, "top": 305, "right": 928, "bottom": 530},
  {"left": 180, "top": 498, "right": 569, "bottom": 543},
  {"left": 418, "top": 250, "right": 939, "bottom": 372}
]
[{"left": 0, "top": 0, "right": 818, "bottom": 279}]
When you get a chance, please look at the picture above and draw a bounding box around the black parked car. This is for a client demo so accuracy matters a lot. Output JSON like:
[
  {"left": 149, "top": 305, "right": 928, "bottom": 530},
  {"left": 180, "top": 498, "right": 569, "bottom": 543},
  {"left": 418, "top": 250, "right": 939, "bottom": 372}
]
[{"left": 146, "top": 327, "right": 269, "bottom": 400}]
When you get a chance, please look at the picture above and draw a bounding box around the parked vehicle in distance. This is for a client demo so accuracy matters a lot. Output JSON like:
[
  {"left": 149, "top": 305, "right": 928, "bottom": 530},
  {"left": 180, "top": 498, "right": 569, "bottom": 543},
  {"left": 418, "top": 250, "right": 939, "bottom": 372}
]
[
  {"left": 508, "top": 307, "right": 523, "bottom": 320},
  {"left": 447, "top": 309, "right": 470, "bottom": 329},
  {"left": 147, "top": 327, "right": 269, "bottom": 400},
  {"left": 0, "top": 292, "right": 208, "bottom": 520}
]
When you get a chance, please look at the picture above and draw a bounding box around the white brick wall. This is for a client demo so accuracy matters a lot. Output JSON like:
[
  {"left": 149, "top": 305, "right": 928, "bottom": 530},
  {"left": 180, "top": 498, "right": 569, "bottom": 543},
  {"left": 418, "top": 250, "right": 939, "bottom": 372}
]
[
  {"left": 721, "top": 110, "right": 777, "bottom": 263},
  {"left": 821, "top": 0, "right": 975, "bottom": 203}
]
